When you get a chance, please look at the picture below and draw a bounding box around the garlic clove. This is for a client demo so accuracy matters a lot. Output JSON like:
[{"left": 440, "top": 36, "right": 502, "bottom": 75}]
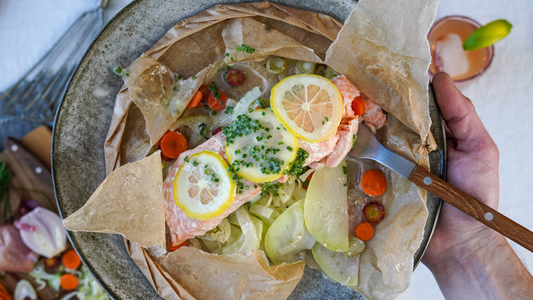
[{"left": 19, "top": 207, "right": 66, "bottom": 258}]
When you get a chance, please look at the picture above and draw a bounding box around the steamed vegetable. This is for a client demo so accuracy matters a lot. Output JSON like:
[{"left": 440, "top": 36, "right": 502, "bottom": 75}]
[
  {"left": 62, "top": 250, "right": 82, "bottom": 270},
  {"left": 297, "top": 61, "right": 316, "bottom": 74},
  {"left": 363, "top": 202, "right": 385, "bottom": 223},
  {"left": 345, "top": 236, "right": 365, "bottom": 258},
  {"left": 355, "top": 222, "right": 374, "bottom": 241},
  {"left": 221, "top": 206, "right": 261, "bottom": 254},
  {"left": 311, "top": 242, "right": 360, "bottom": 287},
  {"left": 361, "top": 169, "right": 387, "bottom": 196},
  {"left": 266, "top": 57, "right": 287, "bottom": 74},
  {"left": 160, "top": 131, "right": 187, "bottom": 159},
  {"left": 351, "top": 97, "right": 366, "bottom": 117},
  {"left": 265, "top": 199, "right": 316, "bottom": 265},
  {"left": 187, "top": 90, "right": 203, "bottom": 108},
  {"left": 304, "top": 160, "right": 349, "bottom": 252}
]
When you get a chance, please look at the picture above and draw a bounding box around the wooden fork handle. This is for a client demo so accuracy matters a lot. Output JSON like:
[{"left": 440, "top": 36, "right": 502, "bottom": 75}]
[{"left": 409, "top": 165, "right": 533, "bottom": 253}]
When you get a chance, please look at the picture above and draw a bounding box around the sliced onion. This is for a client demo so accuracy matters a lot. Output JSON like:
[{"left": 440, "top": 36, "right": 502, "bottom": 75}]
[
  {"left": 19, "top": 207, "right": 66, "bottom": 258},
  {"left": 266, "top": 57, "right": 287, "bottom": 74},
  {"left": 14, "top": 280, "right": 37, "bottom": 300},
  {"left": 298, "top": 61, "right": 317, "bottom": 74}
]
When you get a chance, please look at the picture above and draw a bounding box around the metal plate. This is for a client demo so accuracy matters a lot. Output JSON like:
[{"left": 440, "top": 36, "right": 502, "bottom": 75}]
[{"left": 52, "top": 0, "right": 445, "bottom": 299}]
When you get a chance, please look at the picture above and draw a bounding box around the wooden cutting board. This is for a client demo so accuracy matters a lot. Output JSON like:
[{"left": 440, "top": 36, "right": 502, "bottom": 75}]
[{"left": 0, "top": 125, "right": 64, "bottom": 299}]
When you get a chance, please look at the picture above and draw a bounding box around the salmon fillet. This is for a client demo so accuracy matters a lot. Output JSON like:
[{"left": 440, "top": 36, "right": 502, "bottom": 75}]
[
  {"left": 163, "top": 133, "right": 260, "bottom": 247},
  {"left": 164, "top": 76, "right": 386, "bottom": 247}
]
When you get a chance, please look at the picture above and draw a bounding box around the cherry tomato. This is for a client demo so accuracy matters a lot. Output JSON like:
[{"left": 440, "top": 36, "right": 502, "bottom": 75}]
[
  {"left": 225, "top": 69, "right": 244, "bottom": 87},
  {"left": 208, "top": 91, "right": 228, "bottom": 110},
  {"left": 363, "top": 202, "right": 385, "bottom": 223},
  {"left": 211, "top": 127, "right": 223, "bottom": 136},
  {"left": 198, "top": 85, "right": 210, "bottom": 101}
]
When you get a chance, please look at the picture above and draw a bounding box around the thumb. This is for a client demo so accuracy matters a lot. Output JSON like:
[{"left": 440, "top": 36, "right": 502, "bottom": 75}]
[{"left": 432, "top": 72, "right": 497, "bottom": 158}]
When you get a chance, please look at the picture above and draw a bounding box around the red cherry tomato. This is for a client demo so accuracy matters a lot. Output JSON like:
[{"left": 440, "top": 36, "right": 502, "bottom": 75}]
[
  {"left": 225, "top": 69, "right": 244, "bottom": 87},
  {"left": 208, "top": 91, "right": 228, "bottom": 111},
  {"left": 198, "top": 85, "right": 210, "bottom": 101}
]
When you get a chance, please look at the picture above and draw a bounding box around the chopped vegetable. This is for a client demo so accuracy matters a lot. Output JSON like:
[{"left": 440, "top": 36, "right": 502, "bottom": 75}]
[
  {"left": 351, "top": 96, "right": 366, "bottom": 117},
  {"left": 14, "top": 280, "right": 36, "bottom": 300},
  {"left": 324, "top": 67, "right": 338, "bottom": 79},
  {"left": 361, "top": 169, "right": 387, "bottom": 196},
  {"left": 0, "top": 282, "right": 12, "bottom": 300},
  {"left": 169, "top": 241, "right": 187, "bottom": 252},
  {"left": 304, "top": 160, "right": 349, "bottom": 252},
  {"left": 198, "top": 85, "right": 211, "bottom": 101},
  {"left": 345, "top": 236, "right": 365, "bottom": 257},
  {"left": 355, "top": 222, "right": 374, "bottom": 241},
  {"left": 208, "top": 91, "right": 228, "bottom": 111},
  {"left": 60, "top": 274, "right": 79, "bottom": 291},
  {"left": 266, "top": 57, "right": 286, "bottom": 74},
  {"left": 297, "top": 61, "right": 316, "bottom": 74},
  {"left": 265, "top": 200, "right": 316, "bottom": 265},
  {"left": 224, "top": 69, "right": 244, "bottom": 87},
  {"left": 235, "top": 44, "right": 255, "bottom": 54},
  {"left": 160, "top": 131, "right": 187, "bottom": 159},
  {"left": 363, "top": 202, "right": 386, "bottom": 223},
  {"left": 187, "top": 90, "right": 203, "bottom": 108},
  {"left": 62, "top": 250, "right": 82, "bottom": 270},
  {"left": 311, "top": 243, "right": 360, "bottom": 287},
  {"left": 18, "top": 208, "right": 66, "bottom": 258}
]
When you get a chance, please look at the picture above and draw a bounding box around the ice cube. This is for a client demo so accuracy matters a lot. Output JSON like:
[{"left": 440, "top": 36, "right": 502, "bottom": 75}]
[{"left": 435, "top": 33, "right": 469, "bottom": 78}]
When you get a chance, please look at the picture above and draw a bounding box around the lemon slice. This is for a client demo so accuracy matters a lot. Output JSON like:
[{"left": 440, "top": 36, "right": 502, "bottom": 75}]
[
  {"left": 173, "top": 151, "right": 235, "bottom": 221},
  {"left": 463, "top": 19, "right": 512, "bottom": 51},
  {"left": 225, "top": 109, "right": 298, "bottom": 183},
  {"left": 270, "top": 74, "right": 343, "bottom": 143}
]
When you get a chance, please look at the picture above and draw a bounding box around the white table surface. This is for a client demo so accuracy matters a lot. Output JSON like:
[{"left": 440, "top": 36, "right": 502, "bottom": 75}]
[{"left": 1, "top": 1, "right": 532, "bottom": 299}]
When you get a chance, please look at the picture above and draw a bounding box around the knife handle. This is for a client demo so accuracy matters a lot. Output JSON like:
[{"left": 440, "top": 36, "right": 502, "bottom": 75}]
[{"left": 409, "top": 165, "right": 533, "bottom": 253}]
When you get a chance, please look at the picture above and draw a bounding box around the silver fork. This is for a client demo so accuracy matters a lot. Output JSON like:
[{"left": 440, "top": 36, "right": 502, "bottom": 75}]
[
  {"left": 350, "top": 123, "right": 533, "bottom": 253},
  {"left": 0, "top": 0, "right": 108, "bottom": 122}
]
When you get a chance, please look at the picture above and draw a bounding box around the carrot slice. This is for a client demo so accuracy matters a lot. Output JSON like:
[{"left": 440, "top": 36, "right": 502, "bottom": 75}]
[
  {"left": 187, "top": 90, "right": 203, "bottom": 108},
  {"left": 169, "top": 241, "right": 187, "bottom": 252},
  {"left": 0, "top": 283, "right": 12, "bottom": 300},
  {"left": 208, "top": 91, "right": 228, "bottom": 111},
  {"left": 60, "top": 274, "right": 79, "bottom": 290},
  {"left": 62, "top": 250, "right": 82, "bottom": 270},
  {"left": 355, "top": 222, "right": 374, "bottom": 241},
  {"left": 351, "top": 97, "right": 366, "bottom": 117},
  {"left": 361, "top": 169, "right": 387, "bottom": 196},
  {"left": 160, "top": 131, "right": 187, "bottom": 159}
]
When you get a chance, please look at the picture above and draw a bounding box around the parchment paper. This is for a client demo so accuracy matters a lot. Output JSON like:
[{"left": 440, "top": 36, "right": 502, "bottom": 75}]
[
  {"left": 97, "top": 1, "right": 439, "bottom": 299},
  {"left": 63, "top": 152, "right": 166, "bottom": 248}
]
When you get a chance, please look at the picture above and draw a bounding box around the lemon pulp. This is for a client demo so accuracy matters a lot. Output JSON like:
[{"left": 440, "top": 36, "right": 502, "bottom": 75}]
[
  {"left": 270, "top": 74, "right": 343, "bottom": 143},
  {"left": 173, "top": 151, "right": 235, "bottom": 221}
]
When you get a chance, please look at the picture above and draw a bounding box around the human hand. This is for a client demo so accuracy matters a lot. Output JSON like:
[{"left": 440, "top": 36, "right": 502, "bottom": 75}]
[{"left": 422, "top": 72, "right": 502, "bottom": 268}]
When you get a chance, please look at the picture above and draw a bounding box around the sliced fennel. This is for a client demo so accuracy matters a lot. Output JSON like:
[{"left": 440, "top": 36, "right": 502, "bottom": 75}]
[
  {"left": 231, "top": 87, "right": 262, "bottom": 120},
  {"left": 312, "top": 242, "right": 360, "bottom": 287},
  {"left": 297, "top": 61, "right": 316, "bottom": 74},
  {"left": 221, "top": 206, "right": 261, "bottom": 254},
  {"left": 304, "top": 160, "right": 349, "bottom": 252},
  {"left": 266, "top": 57, "right": 287, "bottom": 74},
  {"left": 264, "top": 199, "right": 316, "bottom": 265}
]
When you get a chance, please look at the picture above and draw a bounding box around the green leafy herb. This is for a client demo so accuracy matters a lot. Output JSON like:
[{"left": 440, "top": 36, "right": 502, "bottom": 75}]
[
  {"left": 114, "top": 66, "right": 123, "bottom": 75},
  {"left": 0, "top": 163, "right": 13, "bottom": 221},
  {"left": 199, "top": 123, "right": 208, "bottom": 140},
  {"left": 224, "top": 106, "right": 234, "bottom": 114},
  {"left": 235, "top": 44, "right": 256, "bottom": 54},
  {"left": 284, "top": 148, "right": 309, "bottom": 177}
]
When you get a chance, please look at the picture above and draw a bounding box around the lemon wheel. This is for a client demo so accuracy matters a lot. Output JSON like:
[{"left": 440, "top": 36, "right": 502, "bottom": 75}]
[
  {"left": 270, "top": 74, "right": 343, "bottom": 143},
  {"left": 225, "top": 109, "right": 298, "bottom": 183},
  {"left": 173, "top": 151, "right": 235, "bottom": 221}
]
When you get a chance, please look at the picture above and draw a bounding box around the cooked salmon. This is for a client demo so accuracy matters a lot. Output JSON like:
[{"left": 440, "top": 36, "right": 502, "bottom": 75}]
[
  {"left": 164, "top": 75, "right": 387, "bottom": 248},
  {"left": 163, "top": 133, "right": 261, "bottom": 247}
]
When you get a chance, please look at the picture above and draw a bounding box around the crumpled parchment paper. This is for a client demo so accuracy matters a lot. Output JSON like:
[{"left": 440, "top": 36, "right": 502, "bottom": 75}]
[{"left": 93, "top": 0, "right": 439, "bottom": 299}]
